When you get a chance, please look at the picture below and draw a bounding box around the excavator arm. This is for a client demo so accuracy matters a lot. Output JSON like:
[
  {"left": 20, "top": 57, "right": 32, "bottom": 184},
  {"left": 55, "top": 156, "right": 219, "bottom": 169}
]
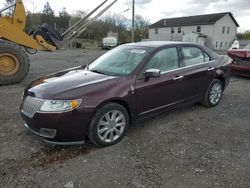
[
  {"left": 0, "top": 0, "right": 118, "bottom": 85},
  {"left": 0, "top": 0, "right": 56, "bottom": 51}
]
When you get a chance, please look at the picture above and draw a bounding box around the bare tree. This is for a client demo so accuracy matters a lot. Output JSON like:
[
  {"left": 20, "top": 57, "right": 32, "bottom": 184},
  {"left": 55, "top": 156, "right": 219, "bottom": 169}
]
[
  {"left": 4, "top": 0, "right": 15, "bottom": 16},
  {"left": 101, "top": 13, "right": 130, "bottom": 42},
  {"left": 57, "top": 7, "right": 71, "bottom": 33},
  {"left": 134, "top": 15, "right": 150, "bottom": 41}
]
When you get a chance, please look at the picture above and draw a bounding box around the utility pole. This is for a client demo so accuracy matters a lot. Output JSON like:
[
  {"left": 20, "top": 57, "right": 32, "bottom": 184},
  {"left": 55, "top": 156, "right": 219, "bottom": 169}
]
[{"left": 131, "top": 0, "right": 135, "bottom": 42}]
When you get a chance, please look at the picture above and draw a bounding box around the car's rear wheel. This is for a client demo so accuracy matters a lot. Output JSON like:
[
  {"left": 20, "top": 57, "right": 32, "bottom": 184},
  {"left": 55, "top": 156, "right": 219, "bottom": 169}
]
[
  {"left": 88, "top": 103, "right": 129, "bottom": 147},
  {"left": 202, "top": 79, "right": 223, "bottom": 107}
]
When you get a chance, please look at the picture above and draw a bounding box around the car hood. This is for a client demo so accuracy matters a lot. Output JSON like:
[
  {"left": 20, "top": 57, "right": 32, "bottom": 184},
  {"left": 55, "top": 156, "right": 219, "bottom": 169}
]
[{"left": 25, "top": 67, "right": 118, "bottom": 99}]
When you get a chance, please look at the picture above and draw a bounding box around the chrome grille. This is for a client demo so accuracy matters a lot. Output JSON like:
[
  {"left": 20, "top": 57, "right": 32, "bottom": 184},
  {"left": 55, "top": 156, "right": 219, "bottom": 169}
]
[{"left": 22, "top": 96, "right": 44, "bottom": 118}]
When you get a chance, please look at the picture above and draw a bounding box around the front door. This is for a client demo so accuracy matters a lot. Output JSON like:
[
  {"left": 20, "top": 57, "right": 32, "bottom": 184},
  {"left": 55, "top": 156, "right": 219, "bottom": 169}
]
[{"left": 135, "top": 47, "right": 185, "bottom": 116}]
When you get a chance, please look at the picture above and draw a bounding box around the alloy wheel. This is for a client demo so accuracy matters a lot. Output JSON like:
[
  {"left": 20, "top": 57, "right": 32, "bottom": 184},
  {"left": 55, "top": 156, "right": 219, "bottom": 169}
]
[
  {"left": 97, "top": 110, "right": 126, "bottom": 143},
  {"left": 209, "top": 82, "right": 222, "bottom": 105}
]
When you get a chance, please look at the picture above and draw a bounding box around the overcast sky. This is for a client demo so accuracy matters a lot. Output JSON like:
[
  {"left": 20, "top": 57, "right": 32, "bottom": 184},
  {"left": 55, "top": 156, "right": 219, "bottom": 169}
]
[{"left": 3, "top": 0, "right": 250, "bottom": 32}]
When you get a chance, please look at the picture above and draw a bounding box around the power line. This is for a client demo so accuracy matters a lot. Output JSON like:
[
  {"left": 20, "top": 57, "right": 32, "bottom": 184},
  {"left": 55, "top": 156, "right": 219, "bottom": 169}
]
[{"left": 120, "top": 8, "right": 130, "bottom": 14}]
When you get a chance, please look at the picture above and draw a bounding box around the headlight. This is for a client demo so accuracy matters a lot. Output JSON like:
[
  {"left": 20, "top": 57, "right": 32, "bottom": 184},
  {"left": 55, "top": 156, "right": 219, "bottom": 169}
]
[{"left": 39, "top": 99, "right": 82, "bottom": 112}]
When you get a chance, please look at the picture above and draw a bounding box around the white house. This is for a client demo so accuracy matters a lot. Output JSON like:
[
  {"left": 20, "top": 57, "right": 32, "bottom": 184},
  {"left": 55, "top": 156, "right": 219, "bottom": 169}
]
[
  {"left": 149, "top": 12, "right": 239, "bottom": 50},
  {"left": 182, "top": 32, "right": 207, "bottom": 46}
]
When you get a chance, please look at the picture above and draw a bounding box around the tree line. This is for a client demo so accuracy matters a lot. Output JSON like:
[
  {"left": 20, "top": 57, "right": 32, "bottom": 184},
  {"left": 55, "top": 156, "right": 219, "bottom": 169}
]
[
  {"left": 5, "top": 1, "right": 150, "bottom": 43},
  {"left": 237, "top": 31, "right": 250, "bottom": 40}
]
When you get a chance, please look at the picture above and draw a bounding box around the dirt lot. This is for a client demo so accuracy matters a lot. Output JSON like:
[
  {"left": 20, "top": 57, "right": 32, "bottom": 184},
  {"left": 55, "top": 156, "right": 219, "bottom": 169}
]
[{"left": 0, "top": 49, "right": 250, "bottom": 188}]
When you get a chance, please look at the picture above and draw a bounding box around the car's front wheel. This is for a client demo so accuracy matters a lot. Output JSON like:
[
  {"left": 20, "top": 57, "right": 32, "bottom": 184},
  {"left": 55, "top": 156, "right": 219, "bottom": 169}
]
[
  {"left": 88, "top": 103, "right": 129, "bottom": 147},
  {"left": 202, "top": 79, "right": 223, "bottom": 107}
]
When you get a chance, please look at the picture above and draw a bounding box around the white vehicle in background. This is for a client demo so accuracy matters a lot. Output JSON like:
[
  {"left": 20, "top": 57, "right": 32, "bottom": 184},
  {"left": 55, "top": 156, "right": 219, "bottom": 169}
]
[
  {"left": 101, "top": 36, "right": 118, "bottom": 49},
  {"left": 230, "top": 40, "right": 240, "bottom": 49},
  {"left": 243, "top": 44, "right": 250, "bottom": 49}
]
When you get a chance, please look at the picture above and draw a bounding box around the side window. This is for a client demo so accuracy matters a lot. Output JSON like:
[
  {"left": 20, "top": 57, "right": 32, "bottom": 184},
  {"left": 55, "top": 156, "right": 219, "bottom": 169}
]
[
  {"left": 155, "top": 28, "right": 158, "bottom": 34},
  {"left": 197, "top": 26, "right": 201, "bottom": 33},
  {"left": 171, "top": 27, "right": 174, "bottom": 34},
  {"left": 222, "top": 26, "right": 225, "bottom": 34},
  {"left": 204, "top": 52, "right": 210, "bottom": 62},
  {"left": 220, "top": 42, "right": 223, "bottom": 48},
  {"left": 182, "top": 47, "right": 210, "bottom": 66},
  {"left": 144, "top": 48, "right": 179, "bottom": 72},
  {"left": 178, "top": 27, "right": 181, "bottom": 33}
]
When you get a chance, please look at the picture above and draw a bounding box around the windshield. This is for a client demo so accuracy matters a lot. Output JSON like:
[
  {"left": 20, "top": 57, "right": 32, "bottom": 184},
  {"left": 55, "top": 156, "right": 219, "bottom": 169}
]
[{"left": 88, "top": 46, "right": 151, "bottom": 76}]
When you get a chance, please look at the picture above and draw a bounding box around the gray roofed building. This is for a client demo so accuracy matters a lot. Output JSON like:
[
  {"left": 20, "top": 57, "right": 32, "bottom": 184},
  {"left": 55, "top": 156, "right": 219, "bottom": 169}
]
[{"left": 148, "top": 12, "right": 239, "bottom": 50}]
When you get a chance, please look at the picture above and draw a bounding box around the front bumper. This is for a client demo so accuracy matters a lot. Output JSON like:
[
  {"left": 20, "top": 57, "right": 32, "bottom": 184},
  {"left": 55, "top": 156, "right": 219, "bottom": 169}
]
[
  {"left": 21, "top": 107, "right": 95, "bottom": 144},
  {"left": 24, "top": 123, "right": 56, "bottom": 138},
  {"left": 24, "top": 123, "right": 85, "bottom": 145}
]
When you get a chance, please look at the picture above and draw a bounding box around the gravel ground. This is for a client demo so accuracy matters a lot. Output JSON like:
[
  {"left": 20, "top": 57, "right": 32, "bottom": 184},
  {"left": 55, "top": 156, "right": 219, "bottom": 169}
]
[{"left": 0, "top": 49, "right": 250, "bottom": 188}]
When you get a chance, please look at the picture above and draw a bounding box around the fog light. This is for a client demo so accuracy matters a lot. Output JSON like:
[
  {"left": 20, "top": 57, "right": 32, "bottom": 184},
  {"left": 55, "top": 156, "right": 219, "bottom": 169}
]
[{"left": 39, "top": 128, "right": 56, "bottom": 138}]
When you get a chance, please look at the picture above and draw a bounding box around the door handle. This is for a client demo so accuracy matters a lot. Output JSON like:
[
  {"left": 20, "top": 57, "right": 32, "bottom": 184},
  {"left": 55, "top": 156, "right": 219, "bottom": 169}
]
[
  {"left": 173, "top": 75, "right": 183, "bottom": 80},
  {"left": 208, "top": 67, "right": 215, "bottom": 71}
]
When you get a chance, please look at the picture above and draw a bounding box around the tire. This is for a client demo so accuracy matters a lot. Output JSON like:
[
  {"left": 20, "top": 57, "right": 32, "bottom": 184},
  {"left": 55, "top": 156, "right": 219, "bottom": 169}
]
[
  {"left": 202, "top": 79, "right": 223, "bottom": 107},
  {"left": 0, "top": 40, "right": 30, "bottom": 85},
  {"left": 88, "top": 103, "right": 129, "bottom": 147}
]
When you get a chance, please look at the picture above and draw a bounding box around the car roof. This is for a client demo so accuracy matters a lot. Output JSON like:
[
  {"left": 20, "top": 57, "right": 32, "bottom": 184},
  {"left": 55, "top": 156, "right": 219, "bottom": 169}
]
[
  {"left": 123, "top": 41, "right": 198, "bottom": 48},
  {"left": 122, "top": 41, "right": 219, "bottom": 59}
]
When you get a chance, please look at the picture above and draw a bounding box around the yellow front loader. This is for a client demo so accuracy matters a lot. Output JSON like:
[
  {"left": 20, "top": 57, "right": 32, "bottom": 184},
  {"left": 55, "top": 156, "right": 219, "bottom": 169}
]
[{"left": 0, "top": 0, "right": 117, "bottom": 85}]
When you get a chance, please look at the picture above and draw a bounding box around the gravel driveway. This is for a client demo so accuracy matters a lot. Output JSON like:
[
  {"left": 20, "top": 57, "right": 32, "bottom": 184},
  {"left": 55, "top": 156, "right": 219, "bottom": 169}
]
[{"left": 0, "top": 49, "right": 249, "bottom": 188}]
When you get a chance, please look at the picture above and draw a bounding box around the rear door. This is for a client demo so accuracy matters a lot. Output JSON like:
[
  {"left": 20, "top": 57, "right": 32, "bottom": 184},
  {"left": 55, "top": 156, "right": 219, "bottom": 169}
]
[
  {"left": 180, "top": 45, "right": 217, "bottom": 100},
  {"left": 135, "top": 46, "right": 185, "bottom": 116}
]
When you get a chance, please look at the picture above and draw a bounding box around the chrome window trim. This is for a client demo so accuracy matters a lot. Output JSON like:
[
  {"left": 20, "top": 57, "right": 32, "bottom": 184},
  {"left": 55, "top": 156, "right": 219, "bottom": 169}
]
[{"left": 160, "top": 60, "right": 215, "bottom": 75}]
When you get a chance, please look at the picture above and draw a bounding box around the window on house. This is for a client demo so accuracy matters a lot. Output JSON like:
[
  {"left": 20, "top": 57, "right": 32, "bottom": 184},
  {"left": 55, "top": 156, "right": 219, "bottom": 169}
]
[
  {"left": 225, "top": 42, "right": 228, "bottom": 47},
  {"left": 155, "top": 28, "right": 158, "bottom": 34},
  {"left": 227, "top": 27, "right": 230, "bottom": 34},
  {"left": 222, "top": 26, "right": 225, "bottom": 34},
  {"left": 178, "top": 27, "right": 181, "bottom": 33},
  {"left": 215, "top": 41, "right": 218, "bottom": 48},
  {"left": 171, "top": 27, "right": 174, "bottom": 34},
  {"left": 220, "top": 42, "right": 223, "bottom": 48},
  {"left": 197, "top": 26, "right": 201, "bottom": 33}
]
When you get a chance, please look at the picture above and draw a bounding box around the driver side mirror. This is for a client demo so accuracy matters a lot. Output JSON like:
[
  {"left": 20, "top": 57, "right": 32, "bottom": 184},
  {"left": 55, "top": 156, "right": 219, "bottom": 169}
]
[{"left": 144, "top": 69, "right": 161, "bottom": 79}]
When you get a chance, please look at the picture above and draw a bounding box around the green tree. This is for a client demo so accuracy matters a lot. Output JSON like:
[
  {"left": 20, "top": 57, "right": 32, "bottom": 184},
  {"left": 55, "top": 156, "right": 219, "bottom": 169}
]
[
  {"left": 42, "top": 2, "right": 54, "bottom": 15},
  {"left": 237, "top": 31, "right": 250, "bottom": 40},
  {"left": 41, "top": 1, "right": 55, "bottom": 26},
  {"left": 57, "top": 7, "right": 71, "bottom": 33}
]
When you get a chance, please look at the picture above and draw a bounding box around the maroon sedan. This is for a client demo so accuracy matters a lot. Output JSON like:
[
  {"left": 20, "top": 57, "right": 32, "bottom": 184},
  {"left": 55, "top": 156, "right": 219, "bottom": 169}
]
[
  {"left": 227, "top": 44, "right": 250, "bottom": 77},
  {"left": 21, "top": 42, "right": 232, "bottom": 147}
]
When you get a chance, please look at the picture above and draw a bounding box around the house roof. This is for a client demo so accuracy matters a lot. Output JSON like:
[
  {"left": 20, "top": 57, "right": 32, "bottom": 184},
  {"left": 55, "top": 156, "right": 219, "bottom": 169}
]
[{"left": 149, "top": 12, "right": 240, "bottom": 28}]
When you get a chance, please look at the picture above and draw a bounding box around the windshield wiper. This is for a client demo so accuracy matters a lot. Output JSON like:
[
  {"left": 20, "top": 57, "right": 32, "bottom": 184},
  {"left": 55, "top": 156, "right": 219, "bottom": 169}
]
[
  {"left": 90, "top": 69, "right": 106, "bottom": 75},
  {"left": 83, "top": 64, "right": 89, "bottom": 70}
]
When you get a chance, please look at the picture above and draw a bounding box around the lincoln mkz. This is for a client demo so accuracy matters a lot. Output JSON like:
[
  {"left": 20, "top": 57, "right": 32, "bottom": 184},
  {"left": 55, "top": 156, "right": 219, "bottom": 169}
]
[{"left": 21, "top": 42, "right": 232, "bottom": 146}]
